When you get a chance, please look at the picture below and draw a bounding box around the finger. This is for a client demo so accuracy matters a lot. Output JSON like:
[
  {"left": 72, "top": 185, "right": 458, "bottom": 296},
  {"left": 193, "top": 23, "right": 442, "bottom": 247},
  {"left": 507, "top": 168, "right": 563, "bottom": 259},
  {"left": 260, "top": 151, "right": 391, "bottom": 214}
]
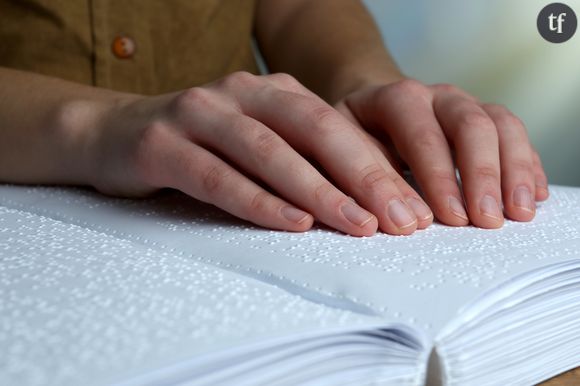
[
  {"left": 262, "top": 72, "right": 311, "bottom": 95},
  {"left": 482, "top": 104, "right": 536, "bottom": 222},
  {"left": 334, "top": 101, "right": 433, "bottom": 229},
  {"left": 531, "top": 147, "right": 549, "bottom": 201},
  {"left": 344, "top": 81, "right": 468, "bottom": 227},
  {"left": 266, "top": 73, "right": 406, "bottom": 172},
  {"left": 267, "top": 74, "right": 408, "bottom": 175},
  {"left": 237, "top": 86, "right": 418, "bottom": 235},
  {"left": 334, "top": 100, "right": 404, "bottom": 174},
  {"left": 194, "top": 112, "right": 378, "bottom": 236},
  {"left": 146, "top": 127, "right": 314, "bottom": 232},
  {"left": 435, "top": 93, "right": 504, "bottom": 228}
]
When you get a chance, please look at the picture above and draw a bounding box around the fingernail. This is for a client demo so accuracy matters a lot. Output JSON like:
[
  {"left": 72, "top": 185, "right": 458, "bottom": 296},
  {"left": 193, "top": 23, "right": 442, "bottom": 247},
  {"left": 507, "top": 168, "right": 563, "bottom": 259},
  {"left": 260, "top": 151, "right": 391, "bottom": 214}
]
[
  {"left": 480, "top": 194, "right": 503, "bottom": 220},
  {"left": 536, "top": 185, "right": 549, "bottom": 196},
  {"left": 406, "top": 197, "right": 433, "bottom": 221},
  {"left": 536, "top": 181, "right": 549, "bottom": 194},
  {"left": 281, "top": 206, "right": 310, "bottom": 224},
  {"left": 387, "top": 199, "right": 417, "bottom": 229},
  {"left": 513, "top": 186, "right": 535, "bottom": 212},
  {"left": 448, "top": 196, "right": 468, "bottom": 221},
  {"left": 340, "top": 202, "right": 374, "bottom": 227}
]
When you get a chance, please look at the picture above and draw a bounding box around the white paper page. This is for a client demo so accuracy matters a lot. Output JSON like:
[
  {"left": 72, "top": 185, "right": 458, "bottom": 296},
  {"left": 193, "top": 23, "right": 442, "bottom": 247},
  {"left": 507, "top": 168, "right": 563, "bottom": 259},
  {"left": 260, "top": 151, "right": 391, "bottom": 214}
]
[
  {"left": 2, "top": 184, "right": 579, "bottom": 343},
  {"left": 0, "top": 205, "right": 404, "bottom": 386}
]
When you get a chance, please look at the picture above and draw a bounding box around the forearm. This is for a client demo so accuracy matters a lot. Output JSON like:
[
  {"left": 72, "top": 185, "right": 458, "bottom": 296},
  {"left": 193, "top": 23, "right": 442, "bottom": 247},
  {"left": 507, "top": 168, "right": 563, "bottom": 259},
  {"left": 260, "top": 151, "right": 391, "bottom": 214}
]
[
  {"left": 255, "top": 0, "right": 403, "bottom": 104},
  {"left": 0, "top": 67, "right": 135, "bottom": 185}
]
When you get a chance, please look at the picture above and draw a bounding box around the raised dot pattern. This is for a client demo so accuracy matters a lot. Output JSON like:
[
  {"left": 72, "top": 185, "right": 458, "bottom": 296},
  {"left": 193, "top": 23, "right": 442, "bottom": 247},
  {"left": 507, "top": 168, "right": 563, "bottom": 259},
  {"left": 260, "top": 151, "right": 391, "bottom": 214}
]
[
  {"left": 0, "top": 206, "right": 376, "bottom": 386},
  {"left": 1, "top": 185, "right": 580, "bottom": 334}
]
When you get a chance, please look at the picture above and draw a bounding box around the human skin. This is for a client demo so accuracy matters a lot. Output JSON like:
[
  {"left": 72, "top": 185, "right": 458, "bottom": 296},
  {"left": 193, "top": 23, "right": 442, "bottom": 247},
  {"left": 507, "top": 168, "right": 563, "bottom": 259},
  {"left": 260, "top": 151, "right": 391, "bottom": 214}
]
[
  {"left": 255, "top": 0, "right": 549, "bottom": 229},
  {"left": 0, "top": 0, "right": 548, "bottom": 236}
]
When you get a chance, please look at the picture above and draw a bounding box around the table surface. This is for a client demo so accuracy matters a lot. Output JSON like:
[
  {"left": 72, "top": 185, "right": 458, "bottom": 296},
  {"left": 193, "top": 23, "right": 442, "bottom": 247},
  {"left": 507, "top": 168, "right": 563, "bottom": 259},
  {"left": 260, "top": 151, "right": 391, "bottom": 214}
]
[{"left": 541, "top": 368, "right": 580, "bottom": 385}]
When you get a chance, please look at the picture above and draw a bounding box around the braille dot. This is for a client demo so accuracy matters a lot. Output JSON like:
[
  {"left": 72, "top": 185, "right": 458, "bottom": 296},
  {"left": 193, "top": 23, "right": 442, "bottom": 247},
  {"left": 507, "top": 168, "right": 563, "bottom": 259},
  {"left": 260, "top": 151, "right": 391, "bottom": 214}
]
[
  {"left": 0, "top": 204, "right": 378, "bottom": 384},
  {"left": 1, "top": 184, "right": 580, "bottom": 364}
]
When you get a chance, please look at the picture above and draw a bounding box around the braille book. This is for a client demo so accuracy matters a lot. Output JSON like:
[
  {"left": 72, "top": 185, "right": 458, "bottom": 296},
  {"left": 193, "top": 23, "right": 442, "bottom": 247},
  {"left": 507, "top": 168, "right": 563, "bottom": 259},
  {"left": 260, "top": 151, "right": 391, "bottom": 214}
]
[{"left": 1, "top": 184, "right": 579, "bottom": 386}]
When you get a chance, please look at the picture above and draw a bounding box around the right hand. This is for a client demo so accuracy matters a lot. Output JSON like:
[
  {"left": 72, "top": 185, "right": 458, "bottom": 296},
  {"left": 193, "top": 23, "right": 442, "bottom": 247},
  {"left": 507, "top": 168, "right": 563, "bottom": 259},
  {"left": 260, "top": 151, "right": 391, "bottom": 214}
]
[{"left": 86, "top": 72, "right": 432, "bottom": 236}]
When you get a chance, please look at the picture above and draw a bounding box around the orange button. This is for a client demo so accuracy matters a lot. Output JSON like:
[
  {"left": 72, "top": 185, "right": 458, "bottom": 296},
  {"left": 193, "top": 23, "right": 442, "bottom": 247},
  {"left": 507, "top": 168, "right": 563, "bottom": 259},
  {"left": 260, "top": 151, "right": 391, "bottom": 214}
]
[{"left": 112, "top": 36, "right": 136, "bottom": 59}]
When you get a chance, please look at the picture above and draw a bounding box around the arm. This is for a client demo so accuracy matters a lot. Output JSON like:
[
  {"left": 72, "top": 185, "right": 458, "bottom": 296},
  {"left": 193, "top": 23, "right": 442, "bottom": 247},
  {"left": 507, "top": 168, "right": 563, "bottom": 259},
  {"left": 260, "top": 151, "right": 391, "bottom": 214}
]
[
  {"left": 0, "top": 67, "right": 135, "bottom": 185},
  {"left": 0, "top": 66, "right": 431, "bottom": 236},
  {"left": 255, "top": 0, "right": 400, "bottom": 104},
  {"left": 255, "top": 0, "right": 549, "bottom": 229}
]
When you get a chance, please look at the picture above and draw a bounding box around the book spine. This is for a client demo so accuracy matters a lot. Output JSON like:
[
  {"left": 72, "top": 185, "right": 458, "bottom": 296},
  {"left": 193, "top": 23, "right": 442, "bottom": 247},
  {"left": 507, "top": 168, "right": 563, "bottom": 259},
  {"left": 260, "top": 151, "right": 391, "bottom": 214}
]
[{"left": 425, "top": 347, "right": 445, "bottom": 386}]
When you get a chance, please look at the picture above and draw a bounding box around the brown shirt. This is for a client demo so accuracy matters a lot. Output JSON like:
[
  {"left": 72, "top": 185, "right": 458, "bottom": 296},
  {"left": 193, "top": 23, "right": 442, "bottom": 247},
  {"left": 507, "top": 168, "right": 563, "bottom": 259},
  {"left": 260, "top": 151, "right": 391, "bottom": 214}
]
[{"left": 0, "top": 0, "right": 259, "bottom": 95}]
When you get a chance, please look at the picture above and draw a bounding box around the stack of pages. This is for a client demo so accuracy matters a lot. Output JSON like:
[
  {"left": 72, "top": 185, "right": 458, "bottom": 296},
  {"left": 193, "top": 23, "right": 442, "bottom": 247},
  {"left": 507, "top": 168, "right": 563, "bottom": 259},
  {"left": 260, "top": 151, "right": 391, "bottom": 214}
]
[{"left": 1, "top": 184, "right": 579, "bottom": 386}]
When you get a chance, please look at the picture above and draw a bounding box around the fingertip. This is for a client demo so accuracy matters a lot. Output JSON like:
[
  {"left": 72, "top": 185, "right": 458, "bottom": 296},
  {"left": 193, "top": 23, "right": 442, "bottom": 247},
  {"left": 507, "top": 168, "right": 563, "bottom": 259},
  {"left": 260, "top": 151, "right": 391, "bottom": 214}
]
[
  {"left": 433, "top": 195, "right": 470, "bottom": 227},
  {"left": 352, "top": 215, "right": 379, "bottom": 237},
  {"left": 503, "top": 185, "right": 536, "bottom": 222},
  {"left": 503, "top": 191, "right": 536, "bottom": 222},
  {"left": 376, "top": 199, "right": 418, "bottom": 235},
  {"left": 398, "top": 221, "right": 419, "bottom": 236},
  {"left": 290, "top": 215, "right": 315, "bottom": 232},
  {"left": 345, "top": 214, "right": 379, "bottom": 237},
  {"left": 472, "top": 216, "right": 504, "bottom": 229},
  {"left": 533, "top": 163, "right": 549, "bottom": 201},
  {"left": 472, "top": 215, "right": 504, "bottom": 229},
  {"left": 378, "top": 220, "right": 418, "bottom": 236},
  {"left": 406, "top": 197, "right": 434, "bottom": 230},
  {"left": 416, "top": 214, "right": 434, "bottom": 230},
  {"left": 280, "top": 206, "right": 314, "bottom": 231},
  {"left": 468, "top": 194, "right": 505, "bottom": 229},
  {"left": 338, "top": 201, "right": 378, "bottom": 236},
  {"left": 504, "top": 206, "right": 535, "bottom": 222},
  {"left": 535, "top": 185, "right": 549, "bottom": 201}
]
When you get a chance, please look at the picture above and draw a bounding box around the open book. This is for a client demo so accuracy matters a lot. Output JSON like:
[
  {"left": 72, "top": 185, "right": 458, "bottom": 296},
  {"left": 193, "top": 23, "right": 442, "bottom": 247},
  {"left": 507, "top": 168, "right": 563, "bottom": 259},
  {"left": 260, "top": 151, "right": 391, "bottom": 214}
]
[{"left": 1, "top": 184, "right": 579, "bottom": 386}]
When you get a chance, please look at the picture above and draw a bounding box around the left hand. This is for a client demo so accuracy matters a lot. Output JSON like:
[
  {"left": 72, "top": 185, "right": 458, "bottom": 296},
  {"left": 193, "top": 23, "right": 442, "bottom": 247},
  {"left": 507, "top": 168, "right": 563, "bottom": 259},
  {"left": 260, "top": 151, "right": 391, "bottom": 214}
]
[{"left": 334, "top": 79, "right": 549, "bottom": 229}]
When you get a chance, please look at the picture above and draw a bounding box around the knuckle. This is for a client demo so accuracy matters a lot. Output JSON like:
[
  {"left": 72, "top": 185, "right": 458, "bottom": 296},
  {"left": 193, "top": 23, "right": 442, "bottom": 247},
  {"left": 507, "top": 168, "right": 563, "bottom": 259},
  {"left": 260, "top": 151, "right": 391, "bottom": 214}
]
[
  {"left": 271, "top": 72, "right": 300, "bottom": 88},
  {"left": 311, "top": 105, "right": 338, "bottom": 123},
  {"left": 508, "top": 158, "right": 534, "bottom": 175},
  {"left": 375, "top": 80, "right": 434, "bottom": 112},
  {"left": 313, "top": 182, "right": 337, "bottom": 203},
  {"left": 175, "top": 87, "right": 215, "bottom": 113},
  {"left": 252, "top": 129, "right": 282, "bottom": 163},
  {"left": 201, "top": 164, "right": 229, "bottom": 196},
  {"left": 359, "top": 163, "right": 392, "bottom": 192},
  {"left": 458, "top": 111, "right": 495, "bottom": 131},
  {"left": 138, "top": 121, "right": 167, "bottom": 150},
  {"left": 498, "top": 112, "right": 526, "bottom": 132},
  {"left": 412, "top": 130, "right": 447, "bottom": 152},
  {"left": 434, "top": 83, "right": 460, "bottom": 94},
  {"left": 435, "top": 84, "right": 477, "bottom": 101},
  {"left": 388, "top": 79, "right": 429, "bottom": 97},
  {"left": 248, "top": 191, "right": 271, "bottom": 214},
  {"left": 222, "top": 71, "right": 260, "bottom": 89},
  {"left": 426, "top": 167, "right": 458, "bottom": 185},
  {"left": 482, "top": 102, "right": 504, "bottom": 113},
  {"left": 231, "top": 116, "right": 282, "bottom": 164},
  {"left": 473, "top": 164, "right": 500, "bottom": 181},
  {"left": 389, "top": 173, "right": 407, "bottom": 188},
  {"left": 309, "top": 105, "right": 343, "bottom": 135}
]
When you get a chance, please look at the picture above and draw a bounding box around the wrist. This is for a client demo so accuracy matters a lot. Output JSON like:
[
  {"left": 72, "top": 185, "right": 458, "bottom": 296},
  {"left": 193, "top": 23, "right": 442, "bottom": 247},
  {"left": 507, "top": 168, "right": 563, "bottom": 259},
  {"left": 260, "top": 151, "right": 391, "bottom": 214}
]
[
  {"left": 326, "top": 60, "right": 406, "bottom": 104},
  {"left": 53, "top": 92, "right": 140, "bottom": 187}
]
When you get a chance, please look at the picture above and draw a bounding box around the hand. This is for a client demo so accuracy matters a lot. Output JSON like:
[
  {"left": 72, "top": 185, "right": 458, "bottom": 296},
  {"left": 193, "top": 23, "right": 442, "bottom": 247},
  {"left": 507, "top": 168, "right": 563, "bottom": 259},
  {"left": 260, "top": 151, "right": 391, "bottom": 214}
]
[
  {"left": 86, "top": 72, "right": 434, "bottom": 236},
  {"left": 334, "top": 79, "right": 549, "bottom": 229}
]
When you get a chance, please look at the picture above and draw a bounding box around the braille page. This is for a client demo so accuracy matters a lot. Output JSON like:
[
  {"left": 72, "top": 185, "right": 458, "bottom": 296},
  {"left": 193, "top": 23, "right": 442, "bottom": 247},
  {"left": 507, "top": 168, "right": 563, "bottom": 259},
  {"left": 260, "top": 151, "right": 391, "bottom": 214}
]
[
  {"left": 1, "top": 185, "right": 580, "bottom": 342},
  {"left": 0, "top": 206, "right": 422, "bottom": 386}
]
